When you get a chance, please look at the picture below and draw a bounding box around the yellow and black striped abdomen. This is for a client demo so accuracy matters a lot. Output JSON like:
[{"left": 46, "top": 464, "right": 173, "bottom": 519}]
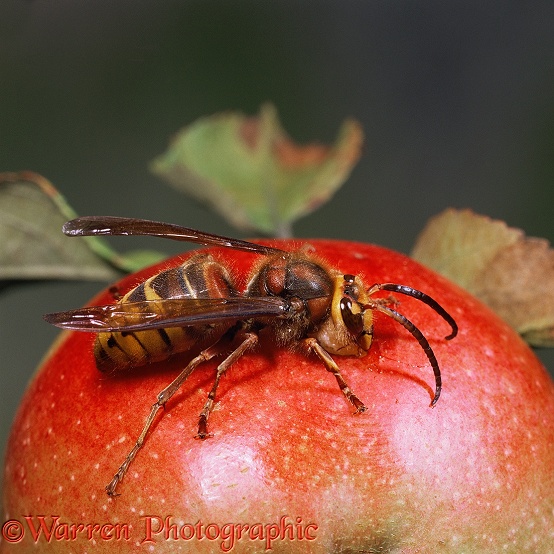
[{"left": 94, "top": 253, "right": 237, "bottom": 372}]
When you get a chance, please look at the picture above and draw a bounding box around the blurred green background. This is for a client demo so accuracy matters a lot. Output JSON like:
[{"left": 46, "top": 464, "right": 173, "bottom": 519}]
[{"left": 1, "top": 1, "right": 553, "bottom": 465}]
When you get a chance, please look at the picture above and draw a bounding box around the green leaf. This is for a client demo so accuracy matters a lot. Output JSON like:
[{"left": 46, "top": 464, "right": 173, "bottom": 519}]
[
  {"left": 0, "top": 172, "right": 164, "bottom": 283},
  {"left": 150, "top": 103, "right": 363, "bottom": 237},
  {"left": 411, "top": 208, "right": 554, "bottom": 347}
]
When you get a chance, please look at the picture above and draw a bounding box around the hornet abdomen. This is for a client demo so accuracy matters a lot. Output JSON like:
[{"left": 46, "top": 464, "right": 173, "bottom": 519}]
[{"left": 94, "top": 254, "right": 237, "bottom": 372}]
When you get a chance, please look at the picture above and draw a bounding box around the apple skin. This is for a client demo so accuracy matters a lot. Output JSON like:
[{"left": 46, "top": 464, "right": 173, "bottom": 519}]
[{"left": 2, "top": 239, "right": 554, "bottom": 553}]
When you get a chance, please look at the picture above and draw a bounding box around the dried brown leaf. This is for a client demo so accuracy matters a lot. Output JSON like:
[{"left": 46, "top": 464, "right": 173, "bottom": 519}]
[{"left": 412, "top": 208, "right": 554, "bottom": 347}]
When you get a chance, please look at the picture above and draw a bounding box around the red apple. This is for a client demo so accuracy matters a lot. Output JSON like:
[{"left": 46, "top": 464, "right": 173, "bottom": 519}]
[{"left": 2, "top": 239, "right": 554, "bottom": 553}]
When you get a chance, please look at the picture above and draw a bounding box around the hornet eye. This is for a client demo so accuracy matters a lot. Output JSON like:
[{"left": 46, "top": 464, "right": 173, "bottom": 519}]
[{"left": 340, "top": 297, "right": 364, "bottom": 336}]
